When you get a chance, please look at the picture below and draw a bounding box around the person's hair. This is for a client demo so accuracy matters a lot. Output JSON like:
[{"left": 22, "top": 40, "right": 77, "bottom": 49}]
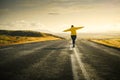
[{"left": 71, "top": 25, "right": 74, "bottom": 27}]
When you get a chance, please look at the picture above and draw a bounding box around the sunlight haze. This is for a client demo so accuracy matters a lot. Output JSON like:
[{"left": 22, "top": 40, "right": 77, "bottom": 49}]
[{"left": 0, "top": 0, "right": 120, "bottom": 33}]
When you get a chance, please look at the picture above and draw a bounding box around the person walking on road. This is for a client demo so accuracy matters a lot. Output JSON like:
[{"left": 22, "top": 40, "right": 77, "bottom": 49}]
[{"left": 63, "top": 25, "right": 84, "bottom": 48}]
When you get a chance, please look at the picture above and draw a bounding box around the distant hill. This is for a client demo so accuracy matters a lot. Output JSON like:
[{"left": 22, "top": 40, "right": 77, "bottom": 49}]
[
  {"left": 0, "top": 30, "right": 64, "bottom": 46},
  {"left": 0, "top": 30, "right": 44, "bottom": 37},
  {"left": 0, "top": 30, "right": 64, "bottom": 39}
]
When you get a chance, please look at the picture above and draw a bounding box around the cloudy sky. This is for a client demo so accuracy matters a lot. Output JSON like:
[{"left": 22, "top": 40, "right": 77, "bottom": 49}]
[{"left": 0, "top": 0, "right": 120, "bottom": 33}]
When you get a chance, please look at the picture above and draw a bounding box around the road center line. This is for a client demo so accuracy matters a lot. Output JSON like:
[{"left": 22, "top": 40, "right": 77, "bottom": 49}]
[
  {"left": 73, "top": 46, "right": 90, "bottom": 80},
  {"left": 71, "top": 54, "right": 79, "bottom": 80}
]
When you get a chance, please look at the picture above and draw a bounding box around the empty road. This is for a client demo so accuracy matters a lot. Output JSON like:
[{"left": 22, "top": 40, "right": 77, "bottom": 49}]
[{"left": 0, "top": 39, "right": 120, "bottom": 80}]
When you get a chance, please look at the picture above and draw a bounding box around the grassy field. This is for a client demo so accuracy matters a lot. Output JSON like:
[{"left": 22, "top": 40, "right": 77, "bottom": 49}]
[
  {"left": 0, "top": 30, "right": 63, "bottom": 46},
  {"left": 91, "top": 38, "right": 120, "bottom": 48},
  {"left": 0, "top": 35, "right": 61, "bottom": 46}
]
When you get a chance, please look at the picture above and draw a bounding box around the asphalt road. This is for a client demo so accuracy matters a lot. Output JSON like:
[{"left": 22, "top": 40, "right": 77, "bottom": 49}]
[{"left": 0, "top": 39, "right": 120, "bottom": 80}]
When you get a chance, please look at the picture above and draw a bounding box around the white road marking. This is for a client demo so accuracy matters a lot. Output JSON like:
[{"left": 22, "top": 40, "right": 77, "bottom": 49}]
[
  {"left": 71, "top": 54, "right": 79, "bottom": 80},
  {"left": 73, "top": 46, "right": 90, "bottom": 80}
]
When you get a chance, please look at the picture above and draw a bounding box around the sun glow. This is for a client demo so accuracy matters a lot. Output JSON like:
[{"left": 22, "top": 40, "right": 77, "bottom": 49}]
[{"left": 0, "top": 0, "right": 120, "bottom": 33}]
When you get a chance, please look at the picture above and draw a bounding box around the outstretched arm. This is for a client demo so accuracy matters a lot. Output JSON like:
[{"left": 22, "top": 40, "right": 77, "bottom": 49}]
[
  {"left": 75, "top": 26, "right": 84, "bottom": 30},
  {"left": 63, "top": 28, "right": 71, "bottom": 32}
]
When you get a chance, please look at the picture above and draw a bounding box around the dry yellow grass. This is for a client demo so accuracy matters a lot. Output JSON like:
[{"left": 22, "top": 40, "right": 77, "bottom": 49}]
[
  {"left": 0, "top": 35, "right": 61, "bottom": 46},
  {"left": 91, "top": 38, "right": 120, "bottom": 48},
  {"left": 14, "top": 36, "right": 61, "bottom": 44}
]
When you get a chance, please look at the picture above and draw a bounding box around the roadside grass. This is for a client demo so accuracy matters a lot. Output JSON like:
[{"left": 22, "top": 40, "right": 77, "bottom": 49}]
[
  {"left": 0, "top": 35, "right": 61, "bottom": 46},
  {"left": 91, "top": 38, "right": 120, "bottom": 48}
]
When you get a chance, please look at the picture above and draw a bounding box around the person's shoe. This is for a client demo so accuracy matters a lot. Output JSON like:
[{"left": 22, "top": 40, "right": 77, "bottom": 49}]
[{"left": 72, "top": 44, "right": 75, "bottom": 48}]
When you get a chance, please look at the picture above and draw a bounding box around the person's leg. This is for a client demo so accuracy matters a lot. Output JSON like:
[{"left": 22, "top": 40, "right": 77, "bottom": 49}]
[
  {"left": 71, "top": 35, "right": 76, "bottom": 47},
  {"left": 73, "top": 36, "right": 76, "bottom": 47},
  {"left": 71, "top": 36, "right": 74, "bottom": 46}
]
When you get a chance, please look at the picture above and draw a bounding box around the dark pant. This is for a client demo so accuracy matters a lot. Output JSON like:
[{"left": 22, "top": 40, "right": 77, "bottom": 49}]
[{"left": 71, "top": 35, "right": 76, "bottom": 47}]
